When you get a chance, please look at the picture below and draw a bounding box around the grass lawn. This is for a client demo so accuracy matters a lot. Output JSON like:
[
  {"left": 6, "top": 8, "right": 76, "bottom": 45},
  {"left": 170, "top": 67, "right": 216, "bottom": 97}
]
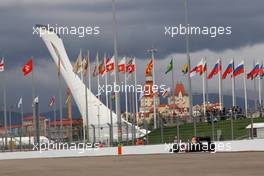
[{"left": 148, "top": 118, "right": 264, "bottom": 144}]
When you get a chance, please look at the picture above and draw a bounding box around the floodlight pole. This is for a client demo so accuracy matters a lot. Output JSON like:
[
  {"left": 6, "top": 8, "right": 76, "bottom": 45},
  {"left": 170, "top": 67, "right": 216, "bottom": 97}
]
[
  {"left": 112, "top": 0, "right": 122, "bottom": 143},
  {"left": 148, "top": 48, "right": 158, "bottom": 129}
]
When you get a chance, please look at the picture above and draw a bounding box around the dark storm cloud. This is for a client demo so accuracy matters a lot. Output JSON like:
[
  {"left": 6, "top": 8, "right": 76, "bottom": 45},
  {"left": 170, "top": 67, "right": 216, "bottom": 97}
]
[
  {"left": 1, "top": 0, "right": 264, "bottom": 64},
  {"left": 0, "top": 0, "right": 264, "bottom": 112}
]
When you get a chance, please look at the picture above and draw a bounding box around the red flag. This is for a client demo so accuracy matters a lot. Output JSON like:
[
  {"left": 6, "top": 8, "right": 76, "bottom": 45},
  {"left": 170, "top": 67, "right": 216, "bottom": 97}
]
[
  {"left": 22, "top": 59, "right": 33, "bottom": 76},
  {"left": 145, "top": 59, "right": 153, "bottom": 75},
  {"left": 118, "top": 57, "right": 126, "bottom": 73},
  {"left": 0, "top": 58, "right": 4, "bottom": 72},
  {"left": 106, "top": 57, "right": 114, "bottom": 72},
  {"left": 126, "top": 58, "right": 135, "bottom": 74}
]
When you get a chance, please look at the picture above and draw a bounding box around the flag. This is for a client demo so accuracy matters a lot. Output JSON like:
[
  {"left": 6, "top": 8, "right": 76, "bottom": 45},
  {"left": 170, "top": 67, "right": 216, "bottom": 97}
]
[
  {"left": 126, "top": 58, "right": 135, "bottom": 74},
  {"left": 106, "top": 56, "right": 114, "bottom": 72},
  {"left": 165, "top": 59, "right": 173, "bottom": 74},
  {"left": 65, "top": 95, "right": 71, "bottom": 105},
  {"left": 22, "top": 59, "right": 33, "bottom": 76},
  {"left": 34, "top": 96, "right": 39, "bottom": 103},
  {"left": 190, "top": 58, "right": 206, "bottom": 77},
  {"left": 82, "top": 54, "right": 89, "bottom": 77},
  {"left": 247, "top": 63, "right": 260, "bottom": 80},
  {"left": 17, "top": 98, "right": 22, "bottom": 109},
  {"left": 118, "top": 57, "right": 126, "bottom": 73},
  {"left": 196, "top": 59, "right": 206, "bottom": 75},
  {"left": 0, "top": 58, "right": 4, "bottom": 72},
  {"left": 260, "top": 65, "right": 264, "bottom": 78},
  {"left": 232, "top": 61, "right": 245, "bottom": 78},
  {"left": 190, "top": 67, "right": 197, "bottom": 77},
  {"left": 73, "top": 50, "right": 83, "bottom": 74},
  {"left": 92, "top": 64, "right": 99, "bottom": 77},
  {"left": 182, "top": 63, "right": 189, "bottom": 75},
  {"left": 49, "top": 96, "right": 56, "bottom": 107},
  {"left": 139, "top": 91, "right": 144, "bottom": 100},
  {"left": 207, "top": 60, "right": 222, "bottom": 79},
  {"left": 161, "top": 88, "right": 170, "bottom": 97},
  {"left": 111, "top": 92, "right": 115, "bottom": 101},
  {"left": 222, "top": 60, "right": 234, "bottom": 80},
  {"left": 98, "top": 58, "right": 106, "bottom": 75},
  {"left": 145, "top": 59, "right": 153, "bottom": 75}
]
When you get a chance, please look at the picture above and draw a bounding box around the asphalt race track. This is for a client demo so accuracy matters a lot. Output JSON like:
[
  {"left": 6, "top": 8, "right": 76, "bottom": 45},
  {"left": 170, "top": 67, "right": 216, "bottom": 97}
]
[{"left": 0, "top": 152, "right": 263, "bottom": 176}]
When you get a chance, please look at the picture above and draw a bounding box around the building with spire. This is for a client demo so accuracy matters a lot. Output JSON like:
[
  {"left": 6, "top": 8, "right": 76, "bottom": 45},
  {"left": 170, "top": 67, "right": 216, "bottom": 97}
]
[{"left": 138, "top": 78, "right": 190, "bottom": 125}]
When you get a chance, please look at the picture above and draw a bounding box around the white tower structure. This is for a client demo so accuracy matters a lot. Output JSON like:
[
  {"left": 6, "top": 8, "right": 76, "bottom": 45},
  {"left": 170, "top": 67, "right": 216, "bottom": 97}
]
[{"left": 36, "top": 25, "right": 146, "bottom": 142}]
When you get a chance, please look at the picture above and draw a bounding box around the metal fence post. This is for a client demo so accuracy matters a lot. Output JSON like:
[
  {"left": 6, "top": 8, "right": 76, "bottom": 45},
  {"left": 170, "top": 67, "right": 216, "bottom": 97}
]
[
  {"left": 125, "top": 123, "right": 129, "bottom": 145},
  {"left": 20, "top": 135, "right": 22, "bottom": 151},
  {"left": 176, "top": 115, "right": 180, "bottom": 143},
  {"left": 231, "top": 112, "right": 234, "bottom": 140},
  {"left": 29, "top": 133, "right": 31, "bottom": 151},
  {"left": 91, "top": 124, "right": 96, "bottom": 144},
  {"left": 144, "top": 119, "right": 148, "bottom": 145},
  {"left": 10, "top": 136, "right": 13, "bottom": 152},
  {"left": 160, "top": 116, "right": 164, "bottom": 143},
  {"left": 107, "top": 123, "right": 112, "bottom": 147},
  {"left": 211, "top": 113, "right": 215, "bottom": 141}
]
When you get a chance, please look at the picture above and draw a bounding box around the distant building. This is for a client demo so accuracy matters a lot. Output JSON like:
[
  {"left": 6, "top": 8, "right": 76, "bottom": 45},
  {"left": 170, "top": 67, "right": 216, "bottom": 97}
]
[
  {"left": 139, "top": 73, "right": 160, "bottom": 114},
  {"left": 246, "top": 123, "right": 264, "bottom": 139},
  {"left": 139, "top": 73, "right": 160, "bottom": 124},
  {"left": 168, "top": 83, "right": 190, "bottom": 119},
  {"left": 0, "top": 89, "right": 83, "bottom": 141},
  {"left": 22, "top": 116, "right": 48, "bottom": 136},
  {"left": 138, "top": 74, "right": 190, "bottom": 124},
  {"left": 0, "top": 116, "right": 48, "bottom": 137},
  {"left": 47, "top": 118, "right": 83, "bottom": 141}
]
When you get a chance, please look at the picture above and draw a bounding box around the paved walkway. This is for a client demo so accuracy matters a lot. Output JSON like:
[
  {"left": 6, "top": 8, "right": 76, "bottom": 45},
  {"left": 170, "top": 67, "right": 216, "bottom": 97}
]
[{"left": 0, "top": 152, "right": 263, "bottom": 176}]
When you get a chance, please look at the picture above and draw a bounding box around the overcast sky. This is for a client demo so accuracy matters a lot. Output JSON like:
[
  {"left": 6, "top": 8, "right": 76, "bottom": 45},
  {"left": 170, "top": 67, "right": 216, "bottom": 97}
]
[{"left": 0, "top": 0, "right": 264, "bottom": 112}]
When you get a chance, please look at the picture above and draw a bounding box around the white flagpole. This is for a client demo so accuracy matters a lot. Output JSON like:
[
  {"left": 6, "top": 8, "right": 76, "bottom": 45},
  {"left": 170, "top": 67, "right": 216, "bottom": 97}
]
[
  {"left": 262, "top": 61, "right": 264, "bottom": 110},
  {"left": 231, "top": 58, "right": 236, "bottom": 107},
  {"left": 184, "top": 0, "right": 194, "bottom": 135},
  {"left": 104, "top": 55, "right": 109, "bottom": 130},
  {"left": 258, "top": 62, "right": 262, "bottom": 109},
  {"left": 153, "top": 54, "right": 156, "bottom": 130},
  {"left": 205, "top": 57, "right": 209, "bottom": 105},
  {"left": 148, "top": 49, "right": 158, "bottom": 129},
  {"left": 83, "top": 50, "right": 90, "bottom": 143},
  {"left": 243, "top": 61, "right": 248, "bottom": 117},
  {"left": 202, "top": 58, "right": 206, "bottom": 116},
  {"left": 96, "top": 52, "right": 101, "bottom": 141},
  {"left": 58, "top": 58, "right": 63, "bottom": 142},
  {"left": 20, "top": 98, "right": 24, "bottom": 136},
  {"left": 125, "top": 57, "right": 128, "bottom": 121},
  {"left": 53, "top": 102, "right": 56, "bottom": 129},
  {"left": 112, "top": 0, "right": 122, "bottom": 143},
  {"left": 2, "top": 60, "right": 8, "bottom": 145},
  {"left": 87, "top": 50, "right": 91, "bottom": 142},
  {"left": 218, "top": 58, "right": 223, "bottom": 110},
  {"left": 260, "top": 61, "right": 263, "bottom": 109},
  {"left": 134, "top": 57, "right": 139, "bottom": 129},
  {"left": 253, "top": 60, "right": 257, "bottom": 111},
  {"left": 80, "top": 49, "right": 84, "bottom": 82},
  {"left": 80, "top": 49, "right": 86, "bottom": 142},
  {"left": 153, "top": 53, "right": 157, "bottom": 130},
  {"left": 31, "top": 57, "right": 37, "bottom": 142}
]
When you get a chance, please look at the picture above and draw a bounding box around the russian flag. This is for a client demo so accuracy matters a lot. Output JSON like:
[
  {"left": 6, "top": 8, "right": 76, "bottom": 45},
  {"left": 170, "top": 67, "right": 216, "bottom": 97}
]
[
  {"left": 232, "top": 61, "right": 245, "bottom": 78},
  {"left": 207, "top": 60, "right": 222, "bottom": 79},
  {"left": 222, "top": 60, "right": 233, "bottom": 80},
  {"left": 247, "top": 63, "right": 260, "bottom": 80}
]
